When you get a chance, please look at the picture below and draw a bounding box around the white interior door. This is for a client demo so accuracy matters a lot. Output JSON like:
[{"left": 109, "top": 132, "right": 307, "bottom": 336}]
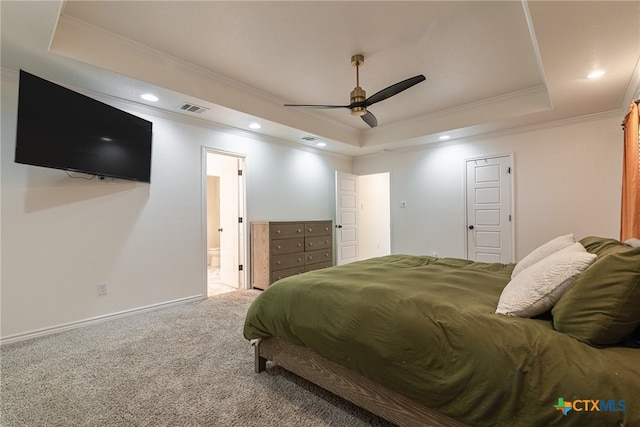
[
  {"left": 219, "top": 156, "right": 240, "bottom": 287},
  {"left": 335, "top": 171, "right": 359, "bottom": 265},
  {"left": 466, "top": 155, "right": 514, "bottom": 263}
]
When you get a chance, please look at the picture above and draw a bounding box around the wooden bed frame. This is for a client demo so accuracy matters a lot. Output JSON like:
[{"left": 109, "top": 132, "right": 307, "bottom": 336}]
[{"left": 255, "top": 336, "right": 468, "bottom": 427}]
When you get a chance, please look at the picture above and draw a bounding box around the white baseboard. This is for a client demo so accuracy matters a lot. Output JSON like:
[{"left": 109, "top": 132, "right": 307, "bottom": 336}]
[{"left": 0, "top": 295, "right": 206, "bottom": 346}]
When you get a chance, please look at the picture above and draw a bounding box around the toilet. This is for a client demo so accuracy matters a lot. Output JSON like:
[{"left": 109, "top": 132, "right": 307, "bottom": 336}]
[{"left": 208, "top": 248, "right": 220, "bottom": 267}]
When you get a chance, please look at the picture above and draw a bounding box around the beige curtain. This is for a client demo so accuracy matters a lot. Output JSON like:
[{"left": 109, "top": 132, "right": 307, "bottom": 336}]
[{"left": 621, "top": 101, "right": 640, "bottom": 241}]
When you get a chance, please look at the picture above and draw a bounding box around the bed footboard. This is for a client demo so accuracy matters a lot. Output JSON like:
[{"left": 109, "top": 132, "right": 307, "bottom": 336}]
[{"left": 254, "top": 336, "right": 467, "bottom": 427}]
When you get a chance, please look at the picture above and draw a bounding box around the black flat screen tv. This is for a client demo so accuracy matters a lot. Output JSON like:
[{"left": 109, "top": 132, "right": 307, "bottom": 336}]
[{"left": 15, "top": 70, "right": 153, "bottom": 183}]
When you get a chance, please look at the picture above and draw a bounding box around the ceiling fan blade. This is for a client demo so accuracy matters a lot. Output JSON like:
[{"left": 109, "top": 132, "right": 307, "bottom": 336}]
[
  {"left": 363, "top": 75, "right": 426, "bottom": 107},
  {"left": 284, "top": 104, "right": 349, "bottom": 109},
  {"left": 361, "top": 111, "right": 378, "bottom": 128}
]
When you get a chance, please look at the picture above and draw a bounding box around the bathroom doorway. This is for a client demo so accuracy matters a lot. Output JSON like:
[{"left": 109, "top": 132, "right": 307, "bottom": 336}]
[{"left": 204, "top": 148, "right": 247, "bottom": 296}]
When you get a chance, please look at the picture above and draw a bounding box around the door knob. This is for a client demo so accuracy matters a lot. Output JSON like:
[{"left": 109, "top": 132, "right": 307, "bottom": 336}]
[
  {"left": 468, "top": 225, "right": 474, "bottom": 230},
  {"left": 218, "top": 228, "right": 223, "bottom": 232},
  {"left": 336, "top": 225, "right": 343, "bottom": 229}
]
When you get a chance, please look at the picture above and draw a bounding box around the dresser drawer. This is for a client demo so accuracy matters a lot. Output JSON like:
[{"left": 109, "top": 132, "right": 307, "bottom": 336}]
[
  {"left": 304, "top": 221, "right": 332, "bottom": 237},
  {"left": 305, "top": 248, "right": 332, "bottom": 265},
  {"left": 270, "top": 223, "right": 304, "bottom": 239},
  {"left": 305, "top": 261, "right": 333, "bottom": 273},
  {"left": 305, "top": 235, "right": 332, "bottom": 251},
  {"left": 271, "top": 266, "right": 305, "bottom": 283},
  {"left": 271, "top": 238, "right": 304, "bottom": 255},
  {"left": 272, "top": 252, "right": 305, "bottom": 270}
]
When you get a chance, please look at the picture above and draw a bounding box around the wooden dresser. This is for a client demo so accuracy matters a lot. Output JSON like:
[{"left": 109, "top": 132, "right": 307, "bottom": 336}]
[{"left": 251, "top": 220, "right": 333, "bottom": 289}]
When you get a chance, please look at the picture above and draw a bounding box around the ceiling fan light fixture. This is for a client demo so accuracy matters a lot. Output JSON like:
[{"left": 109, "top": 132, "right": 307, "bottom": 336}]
[
  {"left": 283, "top": 54, "right": 425, "bottom": 128},
  {"left": 350, "top": 86, "right": 366, "bottom": 116}
]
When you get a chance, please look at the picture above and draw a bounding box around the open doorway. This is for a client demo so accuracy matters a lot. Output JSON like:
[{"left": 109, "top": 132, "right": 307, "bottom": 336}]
[
  {"left": 204, "top": 148, "right": 247, "bottom": 296},
  {"left": 358, "top": 172, "right": 391, "bottom": 259},
  {"left": 335, "top": 171, "right": 391, "bottom": 265}
]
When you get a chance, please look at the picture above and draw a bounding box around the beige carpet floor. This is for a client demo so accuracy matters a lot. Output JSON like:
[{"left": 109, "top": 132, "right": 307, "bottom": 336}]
[{"left": 0, "top": 290, "right": 394, "bottom": 427}]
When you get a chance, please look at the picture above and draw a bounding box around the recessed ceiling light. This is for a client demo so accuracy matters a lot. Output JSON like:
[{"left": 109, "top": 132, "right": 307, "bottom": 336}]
[
  {"left": 249, "top": 122, "right": 261, "bottom": 129},
  {"left": 439, "top": 135, "right": 451, "bottom": 140},
  {"left": 316, "top": 142, "right": 326, "bottom": 147},
  {"left": 141, "top": 93, "right": 159, "bottom": 102},
  {"left": 587, "top": 70, "right": 605, "bottom": 79}
]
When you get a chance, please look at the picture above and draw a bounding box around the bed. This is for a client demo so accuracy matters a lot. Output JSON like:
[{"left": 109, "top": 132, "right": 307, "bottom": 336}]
[{"left": 243, "top": 236, "right": 640, "bottom": 426}]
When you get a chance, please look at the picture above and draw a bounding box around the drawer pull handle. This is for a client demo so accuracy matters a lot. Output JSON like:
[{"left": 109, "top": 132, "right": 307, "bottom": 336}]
[
  {"left": 297, "top": 229, "right": 302, "bottom": 233},
  {"left": 276, "top": 245, "right": 281, "bottom": 250},
  {"left": 277, "top": 261, "right": 281, "bottom": 265},
  {"left": 298, "top": 243, "right": 302, "bottom": 247},
  {"left": 298, "top": 258, "right": 303, "bottom": 262},
  {"left": 308, "top": 256, "right": 313, "bottom": 260},
  {"left": 308, "top": 228, "right": 313, "bottom": 232},
  {"left": 276, "top": 230, "right": 281, "bottom": 234},
  {"left": 309, "top": 242, "right": 313, "bottom": 246}
]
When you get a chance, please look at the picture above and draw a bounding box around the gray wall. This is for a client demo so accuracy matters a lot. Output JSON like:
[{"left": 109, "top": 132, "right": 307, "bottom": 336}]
[
  {"left": 1, "top": 71, "right": 351, "bottom": 340},
  {"left": 353, "top": 112, "right": 623, "bottom": 260}
]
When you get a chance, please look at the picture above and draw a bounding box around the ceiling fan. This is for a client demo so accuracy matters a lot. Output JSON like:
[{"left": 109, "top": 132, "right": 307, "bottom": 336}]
[{"left": 284, "top": 54, "right": 425, "bottom": 128}]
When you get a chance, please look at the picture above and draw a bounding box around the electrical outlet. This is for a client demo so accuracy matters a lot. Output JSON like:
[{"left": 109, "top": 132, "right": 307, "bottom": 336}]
[
  {"left": 400, "top": 201, "right": 407, "bottom": 208},
  {"left": 97, "top": 283, "right": 108, "bottom": 296}
]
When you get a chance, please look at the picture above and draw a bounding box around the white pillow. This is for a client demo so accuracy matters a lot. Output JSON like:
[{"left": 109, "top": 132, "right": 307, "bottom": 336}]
[
  {"left": 496, "top": 243, "right": 596, "bottom": 317},
  {"left": 511, "top": 233, "right": 575, "bottom": 278},
  {"left": 624, "top": 237, "right": 640, "bottom": 248}
]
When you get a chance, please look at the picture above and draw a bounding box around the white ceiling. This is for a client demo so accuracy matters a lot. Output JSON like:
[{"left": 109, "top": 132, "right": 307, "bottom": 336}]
[{"left": 2, "top": 1, "right": 639, "bottom": 156}]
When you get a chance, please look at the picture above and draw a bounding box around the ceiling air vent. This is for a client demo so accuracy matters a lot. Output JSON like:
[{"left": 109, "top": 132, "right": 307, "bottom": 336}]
[
  {"left": 178, "top": 102, "right": 209, "bottom": 114},
  {"left": 301, "top": 135, "right": 319, "bottom": 142}
]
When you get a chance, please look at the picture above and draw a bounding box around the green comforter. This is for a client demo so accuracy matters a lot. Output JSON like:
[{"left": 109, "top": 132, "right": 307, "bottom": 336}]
[{"left": 243, "top": 255, "right": 639, "bottom": 426}]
